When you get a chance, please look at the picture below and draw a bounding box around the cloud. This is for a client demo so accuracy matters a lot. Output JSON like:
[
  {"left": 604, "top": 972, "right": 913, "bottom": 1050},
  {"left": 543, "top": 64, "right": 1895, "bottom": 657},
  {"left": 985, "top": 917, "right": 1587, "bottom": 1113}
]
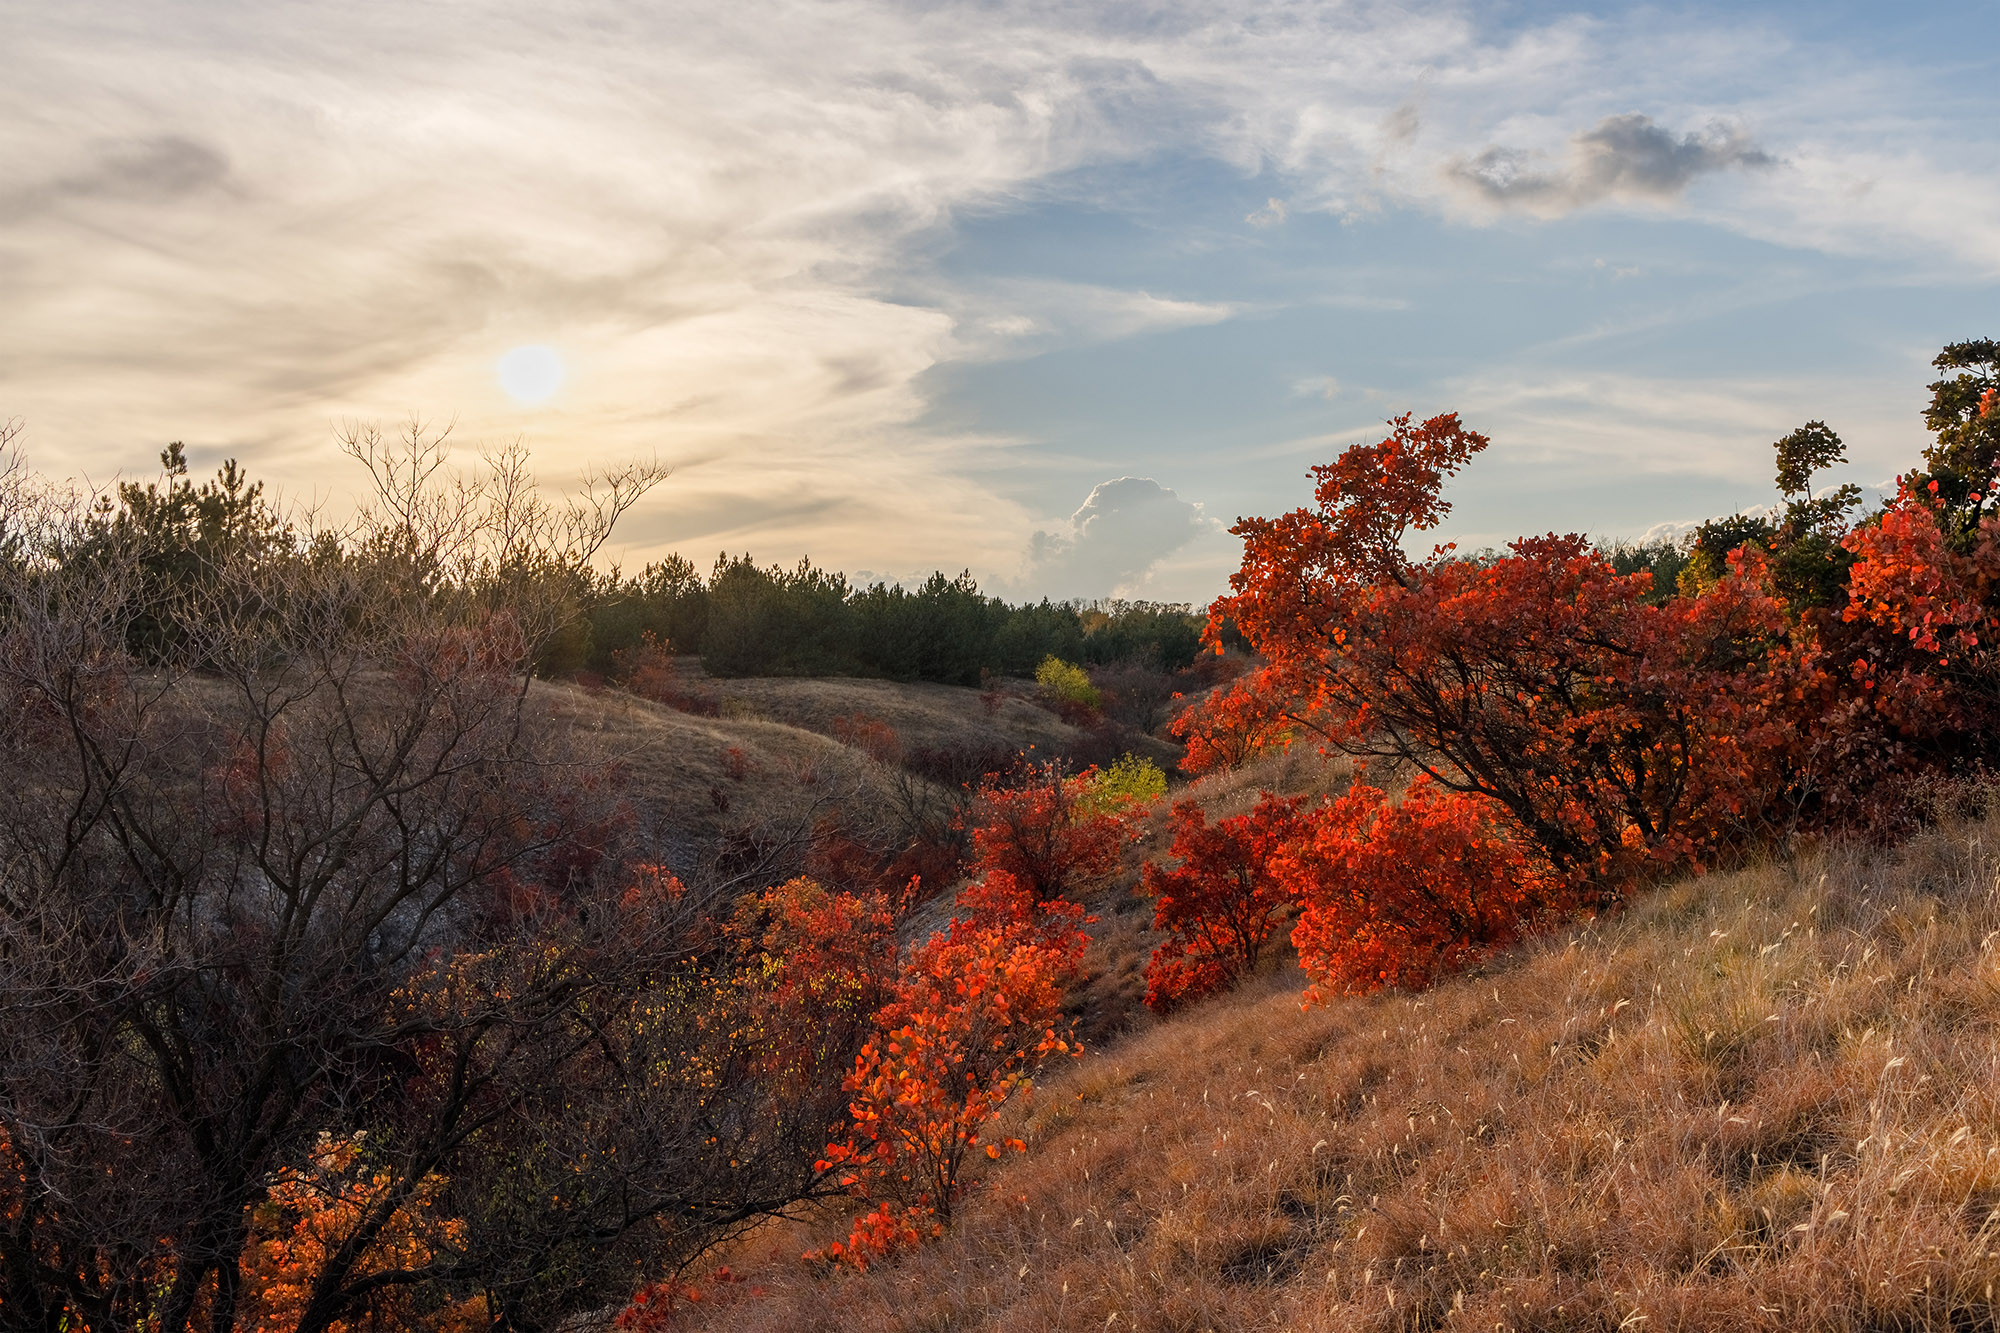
[
  {"left": 66, "top": 135, "right": 231, "bottom": 200},
  {"left": 1448, "top": 114, "right": 1776, "bottom": 214},
  {"left": 1017, "top": 477, "right": 1220, "bottom": 602},
  {"left": 941, "top": 279, "right": 1238, "bottom": 362},
  {"left": 1, "top": 134, "right": 231, "bottom": 223},
  {"left": 1245, "top": 197, "right": 1287, "bottom": 228},
  {"left": 2, "top": 0, "right": 1995, "bottom": 592},
  {"left": 1381, "top": 101, "right": 1421, "bottom": 147}
]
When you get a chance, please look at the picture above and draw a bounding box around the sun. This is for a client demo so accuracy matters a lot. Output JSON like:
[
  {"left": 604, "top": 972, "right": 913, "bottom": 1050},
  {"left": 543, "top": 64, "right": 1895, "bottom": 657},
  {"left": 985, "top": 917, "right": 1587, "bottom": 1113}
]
[{"left": 497, "top": 344, "right": 564, "bottom": 404}]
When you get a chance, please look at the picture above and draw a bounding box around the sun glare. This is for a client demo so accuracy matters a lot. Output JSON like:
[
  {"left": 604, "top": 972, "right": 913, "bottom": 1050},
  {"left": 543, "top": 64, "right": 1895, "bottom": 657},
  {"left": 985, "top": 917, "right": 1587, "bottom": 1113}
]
[{"left": 497, "top": 344, "right": 564, "bottom": 404}]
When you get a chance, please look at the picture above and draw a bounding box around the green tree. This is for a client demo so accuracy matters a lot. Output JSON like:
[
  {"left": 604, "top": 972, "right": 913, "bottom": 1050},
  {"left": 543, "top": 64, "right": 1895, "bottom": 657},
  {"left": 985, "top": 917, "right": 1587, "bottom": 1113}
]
[
  {"left": 1907, "top": 339, "right": 2000, "bottom": 547},
  {"left": 86, "top": 442, "right": 289, "bottom": 660}
]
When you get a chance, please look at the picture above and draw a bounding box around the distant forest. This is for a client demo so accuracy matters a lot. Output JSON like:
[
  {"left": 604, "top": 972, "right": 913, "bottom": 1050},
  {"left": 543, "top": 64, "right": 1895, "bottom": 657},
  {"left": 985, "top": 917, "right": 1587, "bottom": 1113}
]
[
  {"left": 45, "top": 436, "right": 1209, "bottom": 685},
  {"left": 577, "top": 556, "right": 1206, "bottom": 682}
]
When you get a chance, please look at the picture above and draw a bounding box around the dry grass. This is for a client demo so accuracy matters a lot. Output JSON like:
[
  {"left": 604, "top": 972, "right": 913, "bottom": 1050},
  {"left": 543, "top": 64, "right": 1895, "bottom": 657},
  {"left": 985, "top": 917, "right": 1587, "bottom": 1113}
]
[
  {"left": 535, "top": 672, "right": 1104, "bottom": 881},
  {"left": 678, "top": 670, "right": 1091, "bottom": 760},
  {"left": 536, "top": 679, "right": 889, "bottom": 870},
  {"left": 667, "top": 813, "right": 2000, "bottom": 1332}
]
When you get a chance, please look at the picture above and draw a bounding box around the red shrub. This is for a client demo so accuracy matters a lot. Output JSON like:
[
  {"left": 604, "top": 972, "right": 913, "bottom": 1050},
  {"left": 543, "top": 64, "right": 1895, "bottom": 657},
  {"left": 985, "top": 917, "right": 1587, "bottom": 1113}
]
[
  {"left": 1141, "top": 794, "right": 1309, "bottom": 1011},
  {"left": 966, "top": 763, "right": 1126, "bottom": 904},
  {"left": 831, "top": 712, "right": 902, "bottom": 764},
  {"left": 611, "top": 632, "right": 720, "bottom": 715},
  {"left": 1168, "top": 667, "right": 1294, "bottom": 774},
  {"left": 1278, "top": 779, "right": 1578, "bottom": 1001},
  {"left": 811, "top": 871, "right": 1086, "bottom": 1268}
]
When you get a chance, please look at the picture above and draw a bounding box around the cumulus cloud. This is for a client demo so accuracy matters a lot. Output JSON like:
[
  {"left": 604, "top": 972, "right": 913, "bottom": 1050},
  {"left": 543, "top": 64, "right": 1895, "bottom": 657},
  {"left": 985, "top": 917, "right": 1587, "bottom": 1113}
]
[
  {"left": 1448, "top": 113, "right": 1776, "bottom": 214},
  {"left": 1018, "top": 477, "right": 1220, "bottom": 602}
]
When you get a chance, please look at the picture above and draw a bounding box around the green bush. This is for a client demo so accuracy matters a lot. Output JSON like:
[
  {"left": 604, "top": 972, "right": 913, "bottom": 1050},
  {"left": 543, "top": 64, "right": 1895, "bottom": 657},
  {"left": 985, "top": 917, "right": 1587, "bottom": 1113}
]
[
  {"left": 1036, "top": 655, "right": 1101, "bottom": 711},
  {"left": 1082, "top": 754, "right": 1167, "bottom": 813}
]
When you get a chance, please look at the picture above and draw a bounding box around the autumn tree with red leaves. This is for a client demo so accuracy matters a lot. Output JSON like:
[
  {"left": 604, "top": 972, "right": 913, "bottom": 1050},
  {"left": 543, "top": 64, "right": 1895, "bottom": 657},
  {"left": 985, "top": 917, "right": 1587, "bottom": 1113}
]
[{"left": 1211, "top": 412, "right": 1815, "bottom": 887}]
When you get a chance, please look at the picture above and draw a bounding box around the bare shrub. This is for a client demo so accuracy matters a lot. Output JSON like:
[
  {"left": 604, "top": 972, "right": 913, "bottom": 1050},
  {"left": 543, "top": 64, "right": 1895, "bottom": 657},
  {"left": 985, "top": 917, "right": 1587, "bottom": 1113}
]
[{"left": 0, "top": 428, "right": 847, "bottom": 1332}]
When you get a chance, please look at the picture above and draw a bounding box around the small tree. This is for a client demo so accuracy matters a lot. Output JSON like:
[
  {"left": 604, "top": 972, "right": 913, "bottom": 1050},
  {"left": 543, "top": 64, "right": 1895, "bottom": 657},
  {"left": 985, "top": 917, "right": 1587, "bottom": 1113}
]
[{"left": 814, "top": 871, "right": 1085, "bottom": 1266}]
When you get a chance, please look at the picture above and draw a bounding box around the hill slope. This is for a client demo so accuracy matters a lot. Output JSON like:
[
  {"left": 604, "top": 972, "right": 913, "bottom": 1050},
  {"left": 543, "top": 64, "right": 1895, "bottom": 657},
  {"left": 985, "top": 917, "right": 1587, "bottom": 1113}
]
[
  {"left": 670, "top": 807, "right": 2000, "bottom": 1333},
  {"left": 535, "top": 668, "right": 1163, "bottom": 885}
]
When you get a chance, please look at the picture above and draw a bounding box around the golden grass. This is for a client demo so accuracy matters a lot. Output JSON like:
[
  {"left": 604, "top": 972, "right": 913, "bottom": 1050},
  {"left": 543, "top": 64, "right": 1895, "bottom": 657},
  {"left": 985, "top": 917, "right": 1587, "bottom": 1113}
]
[
  {"left": 669, "top": 813, "right": 2000, "bottom": 1332},
  {"left": 679, "top": 670, "right": 1088, "bottom": 760},
  {"left": 535, "top": 678, "right": 891, "bottom": 862}
]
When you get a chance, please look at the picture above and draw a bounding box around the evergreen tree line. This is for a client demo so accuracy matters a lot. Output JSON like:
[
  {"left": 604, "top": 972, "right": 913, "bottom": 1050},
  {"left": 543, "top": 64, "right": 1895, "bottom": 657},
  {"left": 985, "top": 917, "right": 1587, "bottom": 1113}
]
[{"left": 579, "top": 554, "right": 1206, "bottom": 683}]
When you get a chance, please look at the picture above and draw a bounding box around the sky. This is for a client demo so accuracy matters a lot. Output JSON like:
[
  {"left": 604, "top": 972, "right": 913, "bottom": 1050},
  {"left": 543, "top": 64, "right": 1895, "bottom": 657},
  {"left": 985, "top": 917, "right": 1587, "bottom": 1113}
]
[{"left": 4, "top": 0, "right": 1996, "bottom": 605}]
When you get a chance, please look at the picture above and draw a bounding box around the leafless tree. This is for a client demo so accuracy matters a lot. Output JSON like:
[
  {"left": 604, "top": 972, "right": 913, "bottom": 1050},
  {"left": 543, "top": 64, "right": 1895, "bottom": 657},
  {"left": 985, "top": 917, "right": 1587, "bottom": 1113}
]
[{"left": 0, "top": 431, "right": 844, "bottom": 1333}]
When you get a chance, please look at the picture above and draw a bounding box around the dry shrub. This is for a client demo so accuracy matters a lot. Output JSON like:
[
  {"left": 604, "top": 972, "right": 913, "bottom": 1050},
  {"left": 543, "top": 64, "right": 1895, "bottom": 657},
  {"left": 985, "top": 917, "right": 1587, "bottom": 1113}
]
[{"left": 664, "top": 806, "right": 2000, "bottom": 1332}]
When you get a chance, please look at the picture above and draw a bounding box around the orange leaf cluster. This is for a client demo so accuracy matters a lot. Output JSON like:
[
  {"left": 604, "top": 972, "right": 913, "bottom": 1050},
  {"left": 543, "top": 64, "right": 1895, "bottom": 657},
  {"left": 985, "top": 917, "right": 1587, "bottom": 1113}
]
[{"left": 237, "top": 1133, "right": 486, "bottom": 1333}]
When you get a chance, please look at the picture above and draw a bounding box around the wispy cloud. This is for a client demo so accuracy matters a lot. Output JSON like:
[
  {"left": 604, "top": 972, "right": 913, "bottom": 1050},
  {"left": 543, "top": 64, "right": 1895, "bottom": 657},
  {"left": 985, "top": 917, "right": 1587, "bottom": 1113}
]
[
  {"left": 941, "top": 279, "right": 1238, "bottom": 362},
  {"left": 1, "top": 0, "right": 1993, "bottom": 597},
  {"left": 1245, "top": 197, "right": 1288, "bottom": 228}
]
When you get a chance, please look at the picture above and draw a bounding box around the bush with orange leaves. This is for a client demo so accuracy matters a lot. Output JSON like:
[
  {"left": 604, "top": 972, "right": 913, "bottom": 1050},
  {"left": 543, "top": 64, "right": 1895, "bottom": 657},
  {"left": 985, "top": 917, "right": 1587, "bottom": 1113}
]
[
  {"left": 732, "top": 876, "right": 899, "bottom": 1106},
  {"left": 1167, "top": 665, "right": 1295, "bottom": 775},
  {"left": 1840, "top": 493, "right": 2000, "bottom": 739},
  {"left": 1278, "top": 779, "right": 1580, "bottom": 1001},
  {"left": 810, "top": 871, "right": 1087, "bottom": 1268},
  {"left": 1140, "top": 794, "right": 1309, "bottom": 1012},
  {"left": 1212, "top": 412, "right": 1820, "bottom": 888}
]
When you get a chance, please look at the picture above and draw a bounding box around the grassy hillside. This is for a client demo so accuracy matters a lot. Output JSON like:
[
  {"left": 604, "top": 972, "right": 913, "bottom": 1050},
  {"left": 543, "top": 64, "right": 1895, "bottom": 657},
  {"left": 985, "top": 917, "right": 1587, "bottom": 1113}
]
[
  {"left": 666, "top": 801, "right": 2000, "bottom": 1333},
  {"left": 534, "top": 667, "right": 1167, "bottom": 886}
]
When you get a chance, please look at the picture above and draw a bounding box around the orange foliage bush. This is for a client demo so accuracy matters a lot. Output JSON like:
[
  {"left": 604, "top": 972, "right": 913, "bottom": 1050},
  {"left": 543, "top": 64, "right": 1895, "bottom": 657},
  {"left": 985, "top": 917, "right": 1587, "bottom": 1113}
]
[
  {"left": 1167, "top": 668, "right": 1293, "bottom": 775},
  {"left": 616, "top": 1266, "right": 750, "bottom": 1332},
  {"left": 733, "top": 876, "right": 899, "bottom": 1093},
  {"left": 1840, "top": 494, "right": 2000, "bottom": 737},
  {"left": 811, "top": 871, "right": 1086, "bottom": 1268},
  {"left": 1141, "top": 794, "right": 1308, "bottom": 1011},
  {"left": 1278, "top": 779, "right": 1578, "bottom": 1001}
]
